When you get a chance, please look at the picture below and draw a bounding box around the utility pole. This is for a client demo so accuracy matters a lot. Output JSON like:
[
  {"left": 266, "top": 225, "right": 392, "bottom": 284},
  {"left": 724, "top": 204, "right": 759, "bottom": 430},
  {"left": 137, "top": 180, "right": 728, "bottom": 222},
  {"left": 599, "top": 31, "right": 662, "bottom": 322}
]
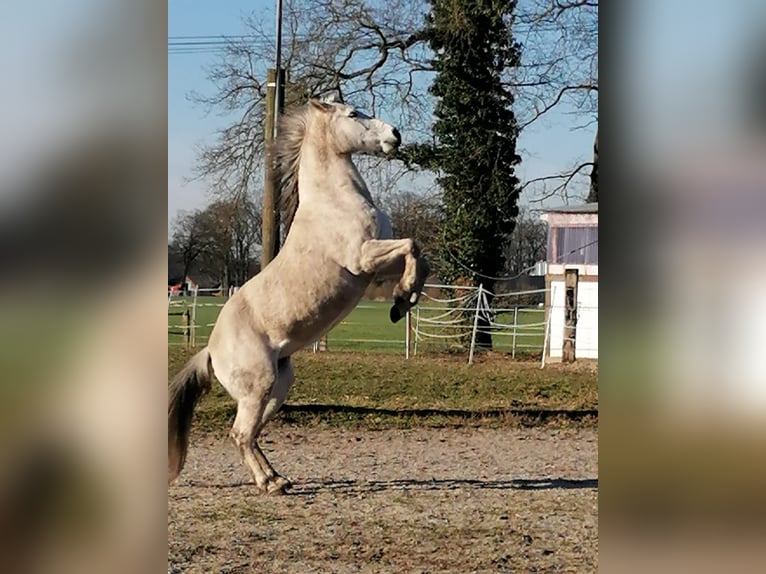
[
  {"left": 261, "top": 0, "right": 285, "bottom": 270},
  {"left": 261, "top": 68, "right": 278, "bottom": 269}
]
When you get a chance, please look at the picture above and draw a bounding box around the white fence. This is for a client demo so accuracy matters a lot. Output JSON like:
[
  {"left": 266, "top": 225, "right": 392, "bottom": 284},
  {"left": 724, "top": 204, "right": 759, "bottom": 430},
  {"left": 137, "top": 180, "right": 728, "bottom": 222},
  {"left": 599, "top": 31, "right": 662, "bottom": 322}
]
[
  {"left": 168, "top": 284, "right": 576, "bottom": 364},
  {"left": 411, "top": 284, "right": 550, "bottom": 364},
  {"left": 168, "top": 287, "right": 223, "bottom": 348}
]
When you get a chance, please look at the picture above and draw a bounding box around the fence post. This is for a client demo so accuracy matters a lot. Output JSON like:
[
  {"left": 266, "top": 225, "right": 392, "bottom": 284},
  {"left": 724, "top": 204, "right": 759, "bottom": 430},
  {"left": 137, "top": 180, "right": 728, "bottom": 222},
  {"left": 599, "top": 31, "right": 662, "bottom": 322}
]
[
  {"left": 182, "top": 309, "right": 190, "bottom": 350},
  {"left": 541, "top": 285, "right": 554, "bottom": 369},
  {"left": 512, "top": 306, "right": 519, "bottom": 359},
  {"left": 468, "top": 284, "right": 483, "bottom": 365},
  {"left": 562, "top": 269, "right": 579, "bottom": 362},
  {"left": 191, "top": 286, "right": 199, "bottom": 348},
  {"left": 413, "top": 305, "right": 420, "bottom": 356},
  {"left": 312, "top": 335, "right": 329, "bottom": 353},
  {"left": 405, "top": 310, "right": 411, "bottom": 359}
]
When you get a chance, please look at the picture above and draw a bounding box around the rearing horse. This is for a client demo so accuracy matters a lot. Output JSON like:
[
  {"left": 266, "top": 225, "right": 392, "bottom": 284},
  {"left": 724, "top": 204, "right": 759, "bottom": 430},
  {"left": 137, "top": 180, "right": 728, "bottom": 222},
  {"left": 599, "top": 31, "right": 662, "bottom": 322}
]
[{"left": 168, "top": 98, "right": 429, "bottom": 494}]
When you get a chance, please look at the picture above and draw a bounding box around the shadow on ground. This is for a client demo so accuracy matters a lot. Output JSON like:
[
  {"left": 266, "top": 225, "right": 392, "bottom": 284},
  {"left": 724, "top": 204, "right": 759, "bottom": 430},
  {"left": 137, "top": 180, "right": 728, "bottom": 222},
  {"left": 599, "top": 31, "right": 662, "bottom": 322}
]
[
  {"left": 280, "top": 404, "right": 598, "bottom": 422},
  {"left": 185, "top": 477, "right": 598, "bottom": 494}
]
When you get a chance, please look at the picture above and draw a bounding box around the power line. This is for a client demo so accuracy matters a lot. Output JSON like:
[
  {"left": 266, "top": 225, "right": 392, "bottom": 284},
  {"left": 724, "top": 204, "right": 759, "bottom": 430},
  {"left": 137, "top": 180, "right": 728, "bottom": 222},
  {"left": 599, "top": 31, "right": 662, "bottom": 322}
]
[
  {"left": 168, "top": 35, "right": 304, "bottom": 56},
  {"left": 443, "top": 238, "right": 598, "bottom": 283},
  {"left": 169, "top": 35, "right": 259, "bottom": 40}
]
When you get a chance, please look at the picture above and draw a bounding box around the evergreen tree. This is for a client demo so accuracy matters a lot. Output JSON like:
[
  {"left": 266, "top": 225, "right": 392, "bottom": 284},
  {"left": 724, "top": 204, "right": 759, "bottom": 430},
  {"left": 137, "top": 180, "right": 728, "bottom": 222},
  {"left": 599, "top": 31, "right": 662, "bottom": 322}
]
[{"left": 418, "top": 0, "right": 523, "bottom": 348}]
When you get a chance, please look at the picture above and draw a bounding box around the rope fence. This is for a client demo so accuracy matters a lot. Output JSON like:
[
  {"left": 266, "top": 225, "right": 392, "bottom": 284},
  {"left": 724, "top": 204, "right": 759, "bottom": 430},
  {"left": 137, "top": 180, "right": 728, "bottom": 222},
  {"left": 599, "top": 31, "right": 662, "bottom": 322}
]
[{"left": 168, "top": 282, "right": 593, "bottom": 363}]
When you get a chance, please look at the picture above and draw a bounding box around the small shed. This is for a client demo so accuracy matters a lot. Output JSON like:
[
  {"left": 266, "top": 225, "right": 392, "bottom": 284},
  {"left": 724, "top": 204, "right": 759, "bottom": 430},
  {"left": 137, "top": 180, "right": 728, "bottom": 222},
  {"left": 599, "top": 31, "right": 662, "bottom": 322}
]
[{"left": 540, "top": 203, "right": 598, "bottom": 361}]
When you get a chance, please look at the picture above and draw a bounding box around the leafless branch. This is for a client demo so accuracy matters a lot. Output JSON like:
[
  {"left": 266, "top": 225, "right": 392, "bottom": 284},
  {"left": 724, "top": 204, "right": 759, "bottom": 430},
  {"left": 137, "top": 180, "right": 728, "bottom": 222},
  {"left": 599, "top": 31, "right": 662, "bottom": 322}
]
[
  {"left": 524, "top": 161, "right": 593, "bottom": 204},
  {"left": 512, "top": 0, "right": 598, "bottom": 129},
  {"left": 519, "top": 83, "right": 598, "bottom": 130},
  {"left": 190, "top": 0, "right": 433, "bottom": 203}
]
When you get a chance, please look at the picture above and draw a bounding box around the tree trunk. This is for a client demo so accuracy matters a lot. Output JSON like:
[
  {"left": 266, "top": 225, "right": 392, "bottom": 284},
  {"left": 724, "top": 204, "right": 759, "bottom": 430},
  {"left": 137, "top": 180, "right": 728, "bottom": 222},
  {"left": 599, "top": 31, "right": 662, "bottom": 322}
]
[
  {"left": 587, "top": 128, "right": 598, "bottom": 203},
  {"left": 475, "top": 288, "right": 493, "bottom": 350},
  {"left": 475, "top": 316, "right": 493, "bottom": 350},
  {"left": 181, "top": 260, "right": 192, "bottom": 290},
  {"left": 221, "top": 253, "right": 230, "bottom": 292}
]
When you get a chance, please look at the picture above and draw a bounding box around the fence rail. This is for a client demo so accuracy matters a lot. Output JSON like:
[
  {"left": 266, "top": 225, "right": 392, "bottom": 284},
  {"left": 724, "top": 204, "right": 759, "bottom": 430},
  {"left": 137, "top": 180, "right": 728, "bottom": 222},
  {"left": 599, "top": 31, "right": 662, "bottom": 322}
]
[{"left": 168, "top": 283, "right": 585, "bottom": 363}]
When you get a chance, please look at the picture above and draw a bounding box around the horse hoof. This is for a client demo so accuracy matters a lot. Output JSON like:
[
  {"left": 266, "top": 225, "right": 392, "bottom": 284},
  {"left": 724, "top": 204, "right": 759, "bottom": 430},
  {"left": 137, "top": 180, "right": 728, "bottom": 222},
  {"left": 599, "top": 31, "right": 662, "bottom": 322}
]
[
  {"left": 390, "top": 305, "right": 403, "bottom": 323},
  {"left": 267, "top": 476, "right": 292, "bottom": 495}
]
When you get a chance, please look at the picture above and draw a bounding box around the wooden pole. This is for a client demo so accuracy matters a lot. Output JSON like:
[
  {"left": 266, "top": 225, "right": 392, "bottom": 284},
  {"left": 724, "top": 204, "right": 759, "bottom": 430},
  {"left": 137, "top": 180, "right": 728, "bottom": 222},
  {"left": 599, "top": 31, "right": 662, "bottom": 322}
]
[
  {"left": 274, "top": 68, "right": 284, "bottom": 250},
  {"left": 191, "top": 286, "right": 198, "bottom": 348},
  {"left": 562, "top": 269, "right": 579, "bottom": 362},
  {"left": 261, "top": 68, "right": 278, "bottom": 269},
  {"left": 182, "top": 309, "right": 190, "bottom": 350}
]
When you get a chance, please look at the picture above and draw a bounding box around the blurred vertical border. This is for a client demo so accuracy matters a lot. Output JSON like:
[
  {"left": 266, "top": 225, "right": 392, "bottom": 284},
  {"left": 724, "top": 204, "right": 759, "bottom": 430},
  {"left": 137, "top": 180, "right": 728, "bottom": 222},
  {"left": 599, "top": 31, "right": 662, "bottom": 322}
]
[
  {"left": 0, "top": 1, "right": 167, "bottom": 572},
  {"left": 601, "top": 0, "right": 766, "bottom": 572}
]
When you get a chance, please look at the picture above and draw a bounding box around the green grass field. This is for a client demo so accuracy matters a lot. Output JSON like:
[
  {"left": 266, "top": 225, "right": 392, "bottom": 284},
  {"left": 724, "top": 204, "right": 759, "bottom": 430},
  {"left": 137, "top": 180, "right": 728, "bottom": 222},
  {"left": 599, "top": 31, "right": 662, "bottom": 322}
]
[
  {"left": 168, "top": 347, "right": 598, "bottom": 431},
  {"left": 166, "top": 294, "right": 592, "bottom": 431},
  {"left": 168, "top": 296, "right": 547, "bottom": 355}
]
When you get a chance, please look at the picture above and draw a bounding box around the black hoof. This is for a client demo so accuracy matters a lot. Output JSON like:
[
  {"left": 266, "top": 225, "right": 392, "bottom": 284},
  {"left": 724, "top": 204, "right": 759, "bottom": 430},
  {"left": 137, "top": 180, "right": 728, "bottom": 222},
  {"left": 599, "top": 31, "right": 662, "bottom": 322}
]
[{"left": 390, "top": 305, "right": 404, "bottom": 323}]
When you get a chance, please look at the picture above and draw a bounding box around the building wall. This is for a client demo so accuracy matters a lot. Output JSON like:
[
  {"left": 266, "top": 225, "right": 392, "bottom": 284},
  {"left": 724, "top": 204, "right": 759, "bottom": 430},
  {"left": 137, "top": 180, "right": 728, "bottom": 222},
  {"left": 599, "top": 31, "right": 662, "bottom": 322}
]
[
  {"left": 548, "top": 280, "right": 566, "bottom": 359},
  {"left": 575, "top": 281, "right": 599, "bottom": 359},
  {"left": 541, "top": 208, "right": 598, "bottom": 361}
]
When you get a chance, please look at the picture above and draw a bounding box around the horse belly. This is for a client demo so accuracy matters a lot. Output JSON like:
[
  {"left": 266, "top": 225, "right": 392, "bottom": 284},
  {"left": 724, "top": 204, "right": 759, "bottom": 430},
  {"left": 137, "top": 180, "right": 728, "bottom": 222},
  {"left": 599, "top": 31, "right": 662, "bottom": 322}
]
[{"left": 279, "top": 279, "right": 366, "bottom": 356}]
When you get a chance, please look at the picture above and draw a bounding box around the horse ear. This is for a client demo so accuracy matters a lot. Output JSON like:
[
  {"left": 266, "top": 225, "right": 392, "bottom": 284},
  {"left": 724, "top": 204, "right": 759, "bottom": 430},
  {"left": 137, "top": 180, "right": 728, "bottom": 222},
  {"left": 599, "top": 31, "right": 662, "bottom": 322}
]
[
  {"left": 321, "top": 92, "right": 343, "bottom": 104},
  {"left": 309, "top": 99, "right": 333, "bottom": 113}
]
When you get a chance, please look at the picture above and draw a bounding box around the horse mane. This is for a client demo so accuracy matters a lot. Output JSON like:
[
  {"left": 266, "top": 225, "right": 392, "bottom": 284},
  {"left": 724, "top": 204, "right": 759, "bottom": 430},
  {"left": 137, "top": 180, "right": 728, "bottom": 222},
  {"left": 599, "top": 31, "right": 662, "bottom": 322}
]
[{"left": 275, "top": 104, "right": 312, "bottom": 236}]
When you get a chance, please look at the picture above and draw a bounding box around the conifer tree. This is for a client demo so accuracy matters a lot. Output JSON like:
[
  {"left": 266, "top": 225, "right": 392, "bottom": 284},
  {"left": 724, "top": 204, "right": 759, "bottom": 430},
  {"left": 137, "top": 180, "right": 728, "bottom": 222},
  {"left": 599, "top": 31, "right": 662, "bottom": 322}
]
[{"left": 419, "top": 0, "right": 523, "bottom": 348}]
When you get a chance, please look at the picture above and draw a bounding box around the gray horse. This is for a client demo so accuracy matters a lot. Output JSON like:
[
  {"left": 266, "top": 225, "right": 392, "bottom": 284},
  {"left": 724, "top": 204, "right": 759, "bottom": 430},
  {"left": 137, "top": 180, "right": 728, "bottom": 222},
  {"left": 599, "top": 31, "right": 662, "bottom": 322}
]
[{"left": 169, "top": 98, "right": 429, "bottom": 494}]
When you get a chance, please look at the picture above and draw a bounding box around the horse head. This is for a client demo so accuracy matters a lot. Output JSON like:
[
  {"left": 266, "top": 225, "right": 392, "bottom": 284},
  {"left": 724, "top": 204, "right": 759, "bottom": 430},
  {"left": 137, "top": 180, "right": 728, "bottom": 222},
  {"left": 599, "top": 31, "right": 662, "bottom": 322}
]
[{"left": 308, "top": 99, "right": 401, "bottom": 157}]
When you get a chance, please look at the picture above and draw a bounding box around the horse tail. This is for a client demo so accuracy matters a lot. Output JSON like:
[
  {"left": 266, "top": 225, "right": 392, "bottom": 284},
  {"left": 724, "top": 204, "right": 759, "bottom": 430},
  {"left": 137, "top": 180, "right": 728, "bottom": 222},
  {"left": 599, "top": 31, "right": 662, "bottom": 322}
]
[{"left": 168, "top": 347, "right": 213, "bottom": 483}]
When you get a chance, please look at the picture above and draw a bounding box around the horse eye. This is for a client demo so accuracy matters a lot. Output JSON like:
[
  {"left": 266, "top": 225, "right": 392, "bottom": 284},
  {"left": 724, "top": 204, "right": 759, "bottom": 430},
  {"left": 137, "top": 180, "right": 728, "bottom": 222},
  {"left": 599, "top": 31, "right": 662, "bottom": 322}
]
[{"left": 348, "top": 111, "right": 358, "bottom": 118}]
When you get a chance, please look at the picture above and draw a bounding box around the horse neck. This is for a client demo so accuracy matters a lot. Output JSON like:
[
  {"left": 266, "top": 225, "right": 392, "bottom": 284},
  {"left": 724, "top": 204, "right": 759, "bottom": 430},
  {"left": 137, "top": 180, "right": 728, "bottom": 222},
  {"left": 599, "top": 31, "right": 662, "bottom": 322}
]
[{"left": 298, "top": 142, "right": 375, "bottom": 206}]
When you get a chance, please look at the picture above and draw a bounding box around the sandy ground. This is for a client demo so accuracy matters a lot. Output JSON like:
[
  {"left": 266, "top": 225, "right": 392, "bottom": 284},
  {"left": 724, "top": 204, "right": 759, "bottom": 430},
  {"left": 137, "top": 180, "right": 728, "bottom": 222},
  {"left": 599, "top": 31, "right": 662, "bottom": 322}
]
[{"left": 168, "top": 426, "right": 597, "bottom": 573}]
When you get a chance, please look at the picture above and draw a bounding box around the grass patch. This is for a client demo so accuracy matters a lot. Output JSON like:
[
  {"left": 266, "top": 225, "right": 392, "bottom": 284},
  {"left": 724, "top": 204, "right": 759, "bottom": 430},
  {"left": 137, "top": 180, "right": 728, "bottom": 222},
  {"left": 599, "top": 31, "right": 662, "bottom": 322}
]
[{"left": 169, "top": 347, "right": 597, "bottom": 431}]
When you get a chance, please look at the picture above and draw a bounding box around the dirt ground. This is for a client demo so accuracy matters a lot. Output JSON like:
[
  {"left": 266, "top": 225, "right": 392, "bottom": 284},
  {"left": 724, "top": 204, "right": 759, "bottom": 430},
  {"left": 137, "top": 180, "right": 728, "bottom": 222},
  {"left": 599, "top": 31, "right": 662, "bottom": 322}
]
[{"left": 168, "top": 426, "right": 597, "bottom": 573}]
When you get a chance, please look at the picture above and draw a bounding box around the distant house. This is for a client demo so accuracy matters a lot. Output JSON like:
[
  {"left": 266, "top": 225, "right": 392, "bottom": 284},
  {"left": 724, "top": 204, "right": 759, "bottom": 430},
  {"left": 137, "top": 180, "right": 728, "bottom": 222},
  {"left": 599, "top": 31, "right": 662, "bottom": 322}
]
[
  {"left": 540, "top": 203, "right": 598, "bottom": 360},
  {"left": 167, "top": 273, "right": 221, "bottom": 295}
]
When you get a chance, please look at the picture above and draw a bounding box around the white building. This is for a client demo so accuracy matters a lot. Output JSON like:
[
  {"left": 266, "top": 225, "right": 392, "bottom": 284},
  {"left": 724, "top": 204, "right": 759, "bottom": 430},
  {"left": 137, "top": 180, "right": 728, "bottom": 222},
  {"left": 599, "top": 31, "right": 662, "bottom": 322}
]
[{"left": 540, "top": 203, "right": 598, "bottom": 360}]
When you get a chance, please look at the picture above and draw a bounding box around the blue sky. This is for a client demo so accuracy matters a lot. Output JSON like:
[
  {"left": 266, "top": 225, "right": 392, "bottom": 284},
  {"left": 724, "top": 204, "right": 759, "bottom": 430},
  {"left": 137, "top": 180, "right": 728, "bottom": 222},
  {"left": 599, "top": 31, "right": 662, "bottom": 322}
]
[{"left": 168, "top": 0, "right": 597, "bottom": 228}]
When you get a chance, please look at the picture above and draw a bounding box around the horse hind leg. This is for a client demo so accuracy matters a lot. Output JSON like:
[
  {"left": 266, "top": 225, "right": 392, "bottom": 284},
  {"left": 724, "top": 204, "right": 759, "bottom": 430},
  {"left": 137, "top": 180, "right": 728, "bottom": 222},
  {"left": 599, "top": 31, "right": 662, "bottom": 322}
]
[
  {"left": 230, "top": 398, "right": 274, "bottom": 492},
  {"left": 229, "top": 357, "right": 295, "bottom": 495},
  {"left": 253, "top": 356, "right": 296, "bottom": 494},
  {"left": 262, "top": 357, "right": 295, "bottom": 425}
]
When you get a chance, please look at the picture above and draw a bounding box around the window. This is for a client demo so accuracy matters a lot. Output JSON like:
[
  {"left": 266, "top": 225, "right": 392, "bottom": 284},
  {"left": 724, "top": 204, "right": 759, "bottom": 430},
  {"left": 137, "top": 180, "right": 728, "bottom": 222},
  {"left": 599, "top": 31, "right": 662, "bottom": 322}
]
[{"left": 547, "top": 226, "right": 598, "bottom": 264}]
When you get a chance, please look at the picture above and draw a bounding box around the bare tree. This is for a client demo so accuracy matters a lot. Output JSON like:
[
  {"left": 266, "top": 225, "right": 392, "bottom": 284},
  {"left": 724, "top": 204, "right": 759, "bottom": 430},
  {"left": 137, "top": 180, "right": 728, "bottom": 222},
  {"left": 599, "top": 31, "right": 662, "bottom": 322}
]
[
  {"left": 503, "top": 207, "right": 548, "bottom": 276},
  {"left": 169, "top": 210, "right": 210, "bottom": 286},
  {"left": 228, "top": 196, "right": 262, "bottom": 286},
  {"left": 187, "top": 0, "right": 597, "bottom": 256},
  {"left": 199, "top": 197, "right": 263, "bottom": 288},
  {"left": 380, "top": 189, "right": 444, "bottom": 256},
  {"left": 513, "top": 0, "right": 598, "bottom": 204},
  {"left": 190, "top": 0, "right": 433, "bottom": 208}
]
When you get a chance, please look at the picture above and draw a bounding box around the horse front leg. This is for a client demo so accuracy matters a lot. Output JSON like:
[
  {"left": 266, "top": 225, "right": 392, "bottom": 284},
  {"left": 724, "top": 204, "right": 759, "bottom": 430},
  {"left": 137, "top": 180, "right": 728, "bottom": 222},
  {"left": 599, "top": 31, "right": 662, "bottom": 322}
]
[{"left": 359, "top": 239, "right": 430, "bottom": 323}]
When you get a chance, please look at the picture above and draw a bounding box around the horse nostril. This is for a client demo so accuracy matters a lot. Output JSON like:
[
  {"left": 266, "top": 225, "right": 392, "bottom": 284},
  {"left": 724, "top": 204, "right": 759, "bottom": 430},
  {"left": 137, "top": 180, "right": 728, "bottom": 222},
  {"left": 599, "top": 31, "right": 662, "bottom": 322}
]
[{"left": 392, "top": 128, "right": 401, "bottom": 145}]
